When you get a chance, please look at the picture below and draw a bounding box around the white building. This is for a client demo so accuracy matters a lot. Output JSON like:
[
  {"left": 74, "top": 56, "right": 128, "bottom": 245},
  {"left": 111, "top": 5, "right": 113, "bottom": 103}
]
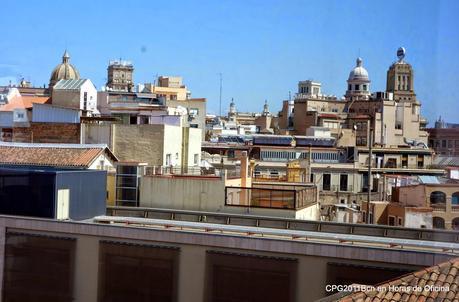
[{"left": 52, "top": 79, "right": 99, "bottom": 115}]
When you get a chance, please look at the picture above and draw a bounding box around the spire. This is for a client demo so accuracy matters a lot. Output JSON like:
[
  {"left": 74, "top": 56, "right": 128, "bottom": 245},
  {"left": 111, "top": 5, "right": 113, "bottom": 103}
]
[{"left": 62, "top": 50, "right": 70, "bottom": 63}]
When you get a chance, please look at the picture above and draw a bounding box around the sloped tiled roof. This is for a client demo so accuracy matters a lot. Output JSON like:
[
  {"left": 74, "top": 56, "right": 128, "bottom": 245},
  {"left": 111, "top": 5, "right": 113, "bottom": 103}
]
[
  {"left": 0, "top": 142, "right": 117, "bottom": 168},
  {"left": 0, "top": 95, "right": 50, "bottom": 111},
  {"left": 335, "top": 258, "right": 459, "bottom": 302}
]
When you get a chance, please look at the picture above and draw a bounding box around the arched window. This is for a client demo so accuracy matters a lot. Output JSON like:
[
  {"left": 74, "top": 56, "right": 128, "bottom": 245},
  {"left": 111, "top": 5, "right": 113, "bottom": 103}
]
[
  {"left": 430, "top": 191, "right": 446, "bottom": 204},
  {"left": 452, "top": 218, "right": 459, "bottom": 231},
  {"left": 452, "top": 192, "right": 459, "bottom": 205},
  {"left": 433, "top": 217, "right": 445, "bottom": 229}
]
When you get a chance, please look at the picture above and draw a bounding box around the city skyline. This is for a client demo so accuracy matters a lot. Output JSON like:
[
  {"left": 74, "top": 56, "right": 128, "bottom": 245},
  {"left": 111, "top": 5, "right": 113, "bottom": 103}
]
[{"left": 1, "top": 0, "right": 458, "bottom": 124}]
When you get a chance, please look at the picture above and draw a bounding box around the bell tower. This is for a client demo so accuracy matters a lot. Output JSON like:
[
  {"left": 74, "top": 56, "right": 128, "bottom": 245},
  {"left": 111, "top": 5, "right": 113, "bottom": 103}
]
[{"left": 386, "top": 47, "right": 416, "bottom": 102}]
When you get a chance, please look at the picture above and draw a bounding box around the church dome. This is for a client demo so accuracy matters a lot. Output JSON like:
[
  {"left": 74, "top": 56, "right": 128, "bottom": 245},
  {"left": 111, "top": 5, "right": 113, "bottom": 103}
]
[
  {"left": 348, "top": 57, "right": 369, "bottom": 82},
  {"left": 49, "top": 50, "right": 80, "bottom": 87}
]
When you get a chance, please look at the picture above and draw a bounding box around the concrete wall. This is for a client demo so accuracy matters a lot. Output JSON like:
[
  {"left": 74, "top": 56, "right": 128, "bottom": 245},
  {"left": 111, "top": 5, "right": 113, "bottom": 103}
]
[
  {"left": 187, "top": 127, "right": 202, "bottom": 166},
  {"left": 84, "top": 124, "right": 201, "bottom": 167},
  {"left": 52, "top": 90, "right": 81, "bottom": 109},
  {"left": 83, "top": 124, "right": 112, "bottom": 146},
  {"left": 112, "top": 124, "right": 164, "bottom": 165},
  {"left": 405, "top": 209, "right": 432, "bottom": 229},
  {"left": 139, "top": 175, "right": 226, "bottom": 212},
  {"left": 163, "top": 125, "right": 183, "bottom": 166}
]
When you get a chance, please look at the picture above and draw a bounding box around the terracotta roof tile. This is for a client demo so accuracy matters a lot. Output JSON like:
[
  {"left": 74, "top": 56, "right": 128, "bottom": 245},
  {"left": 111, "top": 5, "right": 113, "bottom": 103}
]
[
  {"left": 0, "top": 95, "right": 50, "bottom": 111},
  {"left": 334, "top": 258, "right": 459, "bottom": 302},
  {"left": 0, "top": 144, "right": 113, "bottom": 168}
]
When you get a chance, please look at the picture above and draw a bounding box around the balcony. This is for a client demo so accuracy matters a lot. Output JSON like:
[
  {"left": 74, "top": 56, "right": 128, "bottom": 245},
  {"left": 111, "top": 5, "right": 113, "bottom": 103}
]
[
  {"left": 145, "top": 166, "right": 241, "bottom": 179},
  {"left": 225, "top": 186, "right": 317, "bottom": 210},
  {"left": 431, "top": 203, "right": 447, "bottom": 212}
]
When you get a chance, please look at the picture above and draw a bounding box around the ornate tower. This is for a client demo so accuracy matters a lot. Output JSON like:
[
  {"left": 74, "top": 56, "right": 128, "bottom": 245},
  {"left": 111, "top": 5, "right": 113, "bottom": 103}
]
[
  {"left": 386, "top": 47, "right": 416, "bottom": 102},
  {"left": 345, "top": 57, "right": 371, "bottom": 100},
  {"left": 106, "top": 59, "right": 134, "bottom": 92}
]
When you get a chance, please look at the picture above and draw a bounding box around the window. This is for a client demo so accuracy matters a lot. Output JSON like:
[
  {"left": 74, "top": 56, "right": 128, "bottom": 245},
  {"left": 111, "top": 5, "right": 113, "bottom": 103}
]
[
  {"left": 417, "top": 155, "right": 424, "bottom": 168},
  {"left": 388, "top": 216, "right": 395, "bottom": 226},
  {"left": 340, "top": 174, "right": 348, "bottom": 191},
  {"left": 348, "top": 84, "right": 351, "bottom": 90},
  {"left": 452, "top": 192, "right": 459, "bottom": 205},
  {"left": 166, "top": 154, "right": 172, "bottom": 166},
  {"left": 206, "top": 251, "right": 297, "bottom": 302},
  {"left": 3, "top": 233, "right": 76, "bottom": 302},
  {"left": 442, "top": 140, "right": 447, "bottom": 148},
  {"left": 194, "top": 154, "right": 199, "bottom": 166},
  {"left": 398, "top": 217, "right": 403, "bottom": 226},
  {"left": 83, "top": 92, "right": 88, "bottom": 110},
  {"left": 322, "top": 174, "right": 331, "bottom": 191},
  {"left": 189, "top": 108, "right": 199, "bottom": 116},
  {"left": 433, "top": 217, "right": 445, "bottom": 229},
  {"left": 98, "top": 242, "right": 179, "bottom": 302},
  {"left": 430, "top": 191, "right": 446, "bottom": 204},
  {"left": 363, "top": 84, "right": 367, "bottom": 91},
  {"left": 16, "top": 113, "right": 24, "bottom": 119},
  {"left": 401, "top": 154, "right": 408, "bottom": 168},
  {"left": 354, "top": 84, "right": 360, "bottom": 91}
]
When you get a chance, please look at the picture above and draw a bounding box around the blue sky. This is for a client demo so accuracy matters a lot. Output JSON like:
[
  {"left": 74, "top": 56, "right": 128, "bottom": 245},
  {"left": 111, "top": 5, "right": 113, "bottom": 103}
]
[{"left": 1, "top": 0, "right": 458, "bottom": 124}]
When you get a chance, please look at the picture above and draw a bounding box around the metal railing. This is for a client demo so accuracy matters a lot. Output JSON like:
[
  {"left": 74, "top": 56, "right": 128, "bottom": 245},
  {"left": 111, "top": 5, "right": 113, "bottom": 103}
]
[
  {"left": 144, "top": 166, "right": 241, "bottom": 178},
  {"left": 106, "top": 206, "right": 459, "bottom": 244}
]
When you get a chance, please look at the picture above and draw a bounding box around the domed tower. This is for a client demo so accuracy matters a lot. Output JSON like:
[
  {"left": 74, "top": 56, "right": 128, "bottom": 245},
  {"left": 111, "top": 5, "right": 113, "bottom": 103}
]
[
  {"left": 49, "top": 50, "right": 80, "bottom": 88},
  {"left": 345, "top": 57, "right": 371, "bottom": 100}
]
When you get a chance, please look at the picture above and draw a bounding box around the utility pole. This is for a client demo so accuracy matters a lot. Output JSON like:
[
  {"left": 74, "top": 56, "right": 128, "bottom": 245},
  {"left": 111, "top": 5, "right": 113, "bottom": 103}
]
[
  {"left": 219, "top": 73, "right": 223, "bottom": 117},
  {"left": 366, "top": 129, "right": 373, "bottom": 224}
]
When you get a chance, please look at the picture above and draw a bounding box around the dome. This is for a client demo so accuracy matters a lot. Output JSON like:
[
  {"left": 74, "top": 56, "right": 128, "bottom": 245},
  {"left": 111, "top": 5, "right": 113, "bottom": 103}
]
[
  {"left": 348, "top": 57, "right": 369, "bottom": 82},
  {"left": 49, "top": 50, "right": 80, "bottom": 87}
]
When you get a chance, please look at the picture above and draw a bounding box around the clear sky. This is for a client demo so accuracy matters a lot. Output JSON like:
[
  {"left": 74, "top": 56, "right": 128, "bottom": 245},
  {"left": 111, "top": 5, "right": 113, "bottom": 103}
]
[{"left": 1, "top": 0, "right": 458, "bottom": 124}]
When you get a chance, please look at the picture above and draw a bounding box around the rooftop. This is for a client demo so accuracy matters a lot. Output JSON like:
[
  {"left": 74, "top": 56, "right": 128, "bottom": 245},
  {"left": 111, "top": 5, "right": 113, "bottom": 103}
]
[
  {"left": 0, "top": 95, "right": 51, "bottom": 111},
  {"left": 335, "top": 258, "right": 459, "bottom": 301},
  {"left": 0, "top": 142, "right": 117, "bottom": 168},
  {"left": 53, "top": 79, "right": 88, "bottom": 90}
]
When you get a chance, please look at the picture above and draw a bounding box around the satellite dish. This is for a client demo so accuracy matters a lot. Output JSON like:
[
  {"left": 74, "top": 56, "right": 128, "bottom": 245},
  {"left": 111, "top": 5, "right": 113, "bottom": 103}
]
[{"left": 397, "top": 47, "right": 406, "bottom": 61}]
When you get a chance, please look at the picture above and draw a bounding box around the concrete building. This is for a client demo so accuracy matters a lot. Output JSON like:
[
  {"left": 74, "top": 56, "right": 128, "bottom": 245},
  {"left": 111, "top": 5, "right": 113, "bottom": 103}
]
[
  {"left": 106, "top": 60, "right": 134, "bottom": 92},
  {"left": 52, "top": 79, "right": 98, "bottom": 115},
  {"left": 0, "top": 213, "right": 456, "bottom": 302},
  {"left": 139, "top": 154, "right": 319, "bottom": 220},
  {"left": 0, "top": 142, "right": 118, "bottom": 205},
  {"left": 167, "top": 97, "right": 207, "bottom": 136},
  {"left": 280, "top": 48, "right": 429, "bottom": 149},
  {"left": 427, "top": 118, "right": 459, "bottom": 156},
  {"left": 392, "top": 183, "right": 459, "bottom": 229},
  {"left": 143, "top": 76, "right": 190, "bottom": 101},
  {"left": 84, "top": 123, "right": 201, "bottom": 167}
]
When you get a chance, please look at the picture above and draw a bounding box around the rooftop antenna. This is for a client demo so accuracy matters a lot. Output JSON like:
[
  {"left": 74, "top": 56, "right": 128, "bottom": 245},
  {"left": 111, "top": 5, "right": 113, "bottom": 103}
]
[
  {"left": 288, "top": 91, "right": 291, "bottom": 101},
  {"left": 218, "top": 73, "right": 223, "bottom": 117}
]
